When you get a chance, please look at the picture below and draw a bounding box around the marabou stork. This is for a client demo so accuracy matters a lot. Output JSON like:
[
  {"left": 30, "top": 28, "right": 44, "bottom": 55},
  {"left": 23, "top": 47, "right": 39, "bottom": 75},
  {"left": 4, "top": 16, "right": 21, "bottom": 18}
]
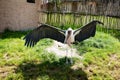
[{"left": 24, "top": 20, "right": 104, "bottom": 63}]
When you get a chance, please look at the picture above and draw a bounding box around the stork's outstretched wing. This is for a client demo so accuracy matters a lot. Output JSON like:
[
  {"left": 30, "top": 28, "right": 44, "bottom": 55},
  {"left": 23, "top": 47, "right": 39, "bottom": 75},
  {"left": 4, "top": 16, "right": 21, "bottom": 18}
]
[
  {"left": 74, "top": 20, "right": 104, "bottom": 42},
  {"left": 24, "top": 24, "right": 65, "bottom": 47}
]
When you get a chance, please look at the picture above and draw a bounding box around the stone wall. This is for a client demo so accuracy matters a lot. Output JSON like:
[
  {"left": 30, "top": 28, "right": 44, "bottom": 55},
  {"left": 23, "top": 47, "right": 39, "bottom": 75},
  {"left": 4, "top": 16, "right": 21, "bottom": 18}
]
[{"left": 0, "top": 0, "right": 41, "bottom": 32}]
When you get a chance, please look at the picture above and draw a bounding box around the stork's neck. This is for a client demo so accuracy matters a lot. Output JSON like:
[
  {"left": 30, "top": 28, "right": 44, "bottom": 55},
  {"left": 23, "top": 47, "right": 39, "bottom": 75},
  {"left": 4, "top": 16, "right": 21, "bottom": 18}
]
[{"left": 67, "top": 30, "right": 72, "bottom": 39}]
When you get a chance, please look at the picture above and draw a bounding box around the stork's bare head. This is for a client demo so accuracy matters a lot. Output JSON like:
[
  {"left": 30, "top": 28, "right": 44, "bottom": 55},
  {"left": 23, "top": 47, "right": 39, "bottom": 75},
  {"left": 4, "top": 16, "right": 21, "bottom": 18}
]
[
  {"left": 68, "top": 28, "right": 72, "bottom": 31},
  {"left": 67, "top": 28, "right": 73, "bottom": 36}
]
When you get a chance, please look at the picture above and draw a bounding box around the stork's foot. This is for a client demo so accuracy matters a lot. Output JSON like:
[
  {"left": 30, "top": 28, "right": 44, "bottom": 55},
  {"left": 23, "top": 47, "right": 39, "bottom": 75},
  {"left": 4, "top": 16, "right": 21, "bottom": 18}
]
[
  {"left": 65, "top": 57, "right": 73, "bottom": 64},
  {"left": 65, "top": 57, "right": 69, "bottom": 64},
  {"left": 66, "top": 60, "right": 69, "bottom": 64},
  {"left": 70, "top": 58, "right": 73, "bottom": 64}
]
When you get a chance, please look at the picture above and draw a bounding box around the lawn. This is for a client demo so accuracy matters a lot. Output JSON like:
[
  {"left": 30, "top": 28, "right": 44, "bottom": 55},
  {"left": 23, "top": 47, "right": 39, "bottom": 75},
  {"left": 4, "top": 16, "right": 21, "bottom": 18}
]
[{"left": 0, "top": 28, "right": 120, "bottom": 80}]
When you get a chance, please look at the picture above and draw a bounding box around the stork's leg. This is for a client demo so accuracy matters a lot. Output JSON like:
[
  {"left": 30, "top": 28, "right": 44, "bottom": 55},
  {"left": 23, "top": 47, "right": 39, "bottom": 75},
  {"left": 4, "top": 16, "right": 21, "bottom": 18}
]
[
  {"left": 65, "top": 48, "right": 69, "bottom": 64},
  {"left": 70, "top": 47, "right": 73, "bottom": 64}
]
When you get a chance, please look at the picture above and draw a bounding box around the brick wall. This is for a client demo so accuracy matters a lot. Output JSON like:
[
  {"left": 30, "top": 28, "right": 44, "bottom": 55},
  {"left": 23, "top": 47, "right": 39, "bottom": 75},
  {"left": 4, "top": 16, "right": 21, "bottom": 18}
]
[{"left": 0, "top": 0, "right": 41, "bottom": 32}]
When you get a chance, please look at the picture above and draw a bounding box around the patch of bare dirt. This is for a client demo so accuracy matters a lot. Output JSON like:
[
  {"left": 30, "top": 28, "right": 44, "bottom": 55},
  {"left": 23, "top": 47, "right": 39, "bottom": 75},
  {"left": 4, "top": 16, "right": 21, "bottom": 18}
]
[
  {"left": 0, "top": 66, "right": 16, "bottom": 78},
  {"left": 108, "top": 53, "right": 120, "bottom": 79},
  {"left": 84, "top": 53, "right": 120, "bottom": 80}
]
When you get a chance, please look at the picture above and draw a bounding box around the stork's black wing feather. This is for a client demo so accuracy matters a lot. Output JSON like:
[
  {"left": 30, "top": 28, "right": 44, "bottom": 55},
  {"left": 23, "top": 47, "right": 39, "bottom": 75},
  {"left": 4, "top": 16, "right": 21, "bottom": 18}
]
[
  {"left": 24, "top": 24, "right": 65, "bottom": 47},
  {"left": 74, "top": 20, "right": 103, "bottom": 42}
]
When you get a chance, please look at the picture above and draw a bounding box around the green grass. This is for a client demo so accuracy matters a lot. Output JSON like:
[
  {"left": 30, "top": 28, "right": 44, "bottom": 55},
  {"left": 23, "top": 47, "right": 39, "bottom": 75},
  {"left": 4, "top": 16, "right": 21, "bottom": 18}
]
[
  {"left": 0, "top": 29, "right": 120, "bottom": 80},
  {"left": 74, "top": 31, "right": 120, "bottom": 80}
]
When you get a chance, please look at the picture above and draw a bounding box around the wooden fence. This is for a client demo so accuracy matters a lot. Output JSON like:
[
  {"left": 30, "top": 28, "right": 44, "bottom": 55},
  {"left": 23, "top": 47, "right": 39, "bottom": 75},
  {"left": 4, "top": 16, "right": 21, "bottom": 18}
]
[
  {"left": 39, "top": 12, "right": 119, "bottom": 28},
  {"left": 39, "top": 0, "right": 120, "bottom": 31}
]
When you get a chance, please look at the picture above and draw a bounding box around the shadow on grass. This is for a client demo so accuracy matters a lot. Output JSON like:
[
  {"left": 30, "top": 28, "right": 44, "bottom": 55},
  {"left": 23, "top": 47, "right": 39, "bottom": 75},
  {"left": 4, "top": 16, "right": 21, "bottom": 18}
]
[
  {"left": 0, "top": 30, "right": 28, "bottom": 39},
  {"left": 16, "top": 58, "right": 88, "bottom": 80}
]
